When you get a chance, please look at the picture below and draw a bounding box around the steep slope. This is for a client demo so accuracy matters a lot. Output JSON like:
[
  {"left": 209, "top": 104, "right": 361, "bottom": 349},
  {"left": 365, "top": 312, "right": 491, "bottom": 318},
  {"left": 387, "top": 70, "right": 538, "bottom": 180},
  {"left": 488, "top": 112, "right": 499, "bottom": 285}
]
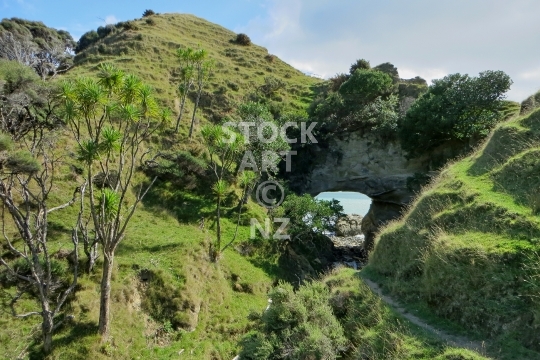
[
  {"left": 69, "top": 13, "right": 319, "bottom": 135},
  {"left": 0, "top": 13, "right": 311, "bottom": 359},
  {"left": 366, "top": 104, "right": 540, "bottom": 357}
]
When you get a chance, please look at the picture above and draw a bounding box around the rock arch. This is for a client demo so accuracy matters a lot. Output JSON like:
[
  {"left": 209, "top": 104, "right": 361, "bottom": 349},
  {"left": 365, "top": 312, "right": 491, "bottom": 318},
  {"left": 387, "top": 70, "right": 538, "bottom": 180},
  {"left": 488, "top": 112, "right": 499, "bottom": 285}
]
[{"left": 300, "top": 131, "right": 444, "bottom": 250}]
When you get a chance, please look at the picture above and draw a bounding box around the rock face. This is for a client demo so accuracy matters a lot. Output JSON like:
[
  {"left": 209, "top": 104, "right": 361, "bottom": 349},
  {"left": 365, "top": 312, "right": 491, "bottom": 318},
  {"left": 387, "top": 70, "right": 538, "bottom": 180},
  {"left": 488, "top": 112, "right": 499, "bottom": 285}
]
[
  {"left": 336, "top": 214, "right": 363, "bottom": 236},
  {"left": 296, "top": 131, "right": 464, "bottom": 250}
]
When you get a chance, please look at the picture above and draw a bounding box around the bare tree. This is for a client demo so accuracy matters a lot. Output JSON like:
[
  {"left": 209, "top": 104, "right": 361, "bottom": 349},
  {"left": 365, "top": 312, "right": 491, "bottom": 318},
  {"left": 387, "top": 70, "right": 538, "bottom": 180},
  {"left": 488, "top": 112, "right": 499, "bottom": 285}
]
[
  {"left": 0, "top": 129, "right": 82, "bottom": 355},
  {"left": 0, "top": 32, "right": 37, "bottom": 66}
]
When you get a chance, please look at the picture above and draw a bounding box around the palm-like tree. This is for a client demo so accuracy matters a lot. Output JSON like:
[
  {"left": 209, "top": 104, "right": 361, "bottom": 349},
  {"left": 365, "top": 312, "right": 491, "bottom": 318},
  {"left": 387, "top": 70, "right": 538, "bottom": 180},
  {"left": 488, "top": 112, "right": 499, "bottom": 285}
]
[{"left": 60, "top": 62, "right": 171, "bottom": 340}]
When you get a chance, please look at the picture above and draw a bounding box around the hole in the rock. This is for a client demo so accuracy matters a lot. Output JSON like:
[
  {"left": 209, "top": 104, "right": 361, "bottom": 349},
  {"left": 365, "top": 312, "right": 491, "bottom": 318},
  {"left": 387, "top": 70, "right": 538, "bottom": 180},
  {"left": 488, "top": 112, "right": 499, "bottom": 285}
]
[
  {"left": 315, "top": 192, "right": 370, "bottom": 268},
  {"left": 315, "top": 191, "right": 371, "bottom": 217}
]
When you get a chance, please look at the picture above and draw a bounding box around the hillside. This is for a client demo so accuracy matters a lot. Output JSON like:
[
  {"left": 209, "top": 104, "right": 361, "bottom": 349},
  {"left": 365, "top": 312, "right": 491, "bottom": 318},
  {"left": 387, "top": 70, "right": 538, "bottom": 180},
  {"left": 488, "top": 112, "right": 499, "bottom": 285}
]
[
  {"left": 366, "top": 101, "right": 540, "bottom": 358},
  {"left": 0, "top": 13, "right": 320, "bottom": 359},
  {"left": 69, "top": 13, "right": 320, "bottom": 137},
  {"left": 0, "top": 11, "right": 534, "bottom": 360}
]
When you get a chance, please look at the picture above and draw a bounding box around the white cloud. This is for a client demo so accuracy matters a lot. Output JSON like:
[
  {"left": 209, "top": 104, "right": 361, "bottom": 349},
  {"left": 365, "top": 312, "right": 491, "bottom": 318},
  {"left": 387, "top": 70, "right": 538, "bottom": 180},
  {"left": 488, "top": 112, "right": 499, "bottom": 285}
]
[
  {"left": 104, "top": 15, "right": 118, "bottom": 25},
  {"left": 239, "top": 0, "right": 540, "bottom": 101},
  {"left": 519, "top": 68, "right": 540, "bottom": 81}
]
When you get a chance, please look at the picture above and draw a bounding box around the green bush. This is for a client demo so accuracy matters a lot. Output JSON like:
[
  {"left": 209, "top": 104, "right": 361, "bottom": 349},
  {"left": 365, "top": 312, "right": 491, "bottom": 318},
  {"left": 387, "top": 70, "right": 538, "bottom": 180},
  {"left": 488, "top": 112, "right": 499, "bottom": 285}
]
[
  {"left": 141, "top": 270, "right": 191, "bottom": 329},
  {"left": 349, "top": 58, "right": 371, "bottom": 74},
  {"left": 145, "top": 18, "right": 156, "bottom": 26},
  {"left": 97, "top": 25, "right": 115, "bottom": 38},
  {"left": 239, "top": 282, "right": 347, "bottom": 359},
  {"left": 235, "top": 33, "right": 251, "bottom": 46},
  {"left": 6, "top": 150, "right": 41, "bottom": 173},
  {"left": 274, "top": 193, "right": 343, "bottom": 237},
  {"left": 142, "top": 9, "right": 156, "bottom": 17},
  {"left": 0, "top": 132, "right": 13, "bottom": 151},
  {"left": 75, "top": 30, "right": 99, "bottom": 53},
  {"left": 122, "top": 21, "right": 139, "bottom": 31},
  {"left": 399, "top": 71, "right": 512, "bottom": 157},
  {"left": 339, "top": 68, "right": 393, "bottom": 103},
  {"left": 264, "top": 54, "right": 276, "bottom": 63}
]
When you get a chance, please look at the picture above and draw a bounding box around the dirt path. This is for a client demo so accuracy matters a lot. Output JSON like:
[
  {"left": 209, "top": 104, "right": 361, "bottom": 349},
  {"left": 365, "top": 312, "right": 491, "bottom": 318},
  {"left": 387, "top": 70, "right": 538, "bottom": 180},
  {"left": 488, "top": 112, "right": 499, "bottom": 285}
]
[{"left": 362, "top": 278, "right": 488, "bottom": 354}]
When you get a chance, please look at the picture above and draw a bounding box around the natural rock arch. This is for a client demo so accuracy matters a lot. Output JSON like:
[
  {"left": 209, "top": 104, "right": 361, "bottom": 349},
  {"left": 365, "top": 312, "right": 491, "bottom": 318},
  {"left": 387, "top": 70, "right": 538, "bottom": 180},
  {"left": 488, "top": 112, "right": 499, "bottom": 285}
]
[{"left": 295, "top": 131, "right": 458, "bottom": 250}]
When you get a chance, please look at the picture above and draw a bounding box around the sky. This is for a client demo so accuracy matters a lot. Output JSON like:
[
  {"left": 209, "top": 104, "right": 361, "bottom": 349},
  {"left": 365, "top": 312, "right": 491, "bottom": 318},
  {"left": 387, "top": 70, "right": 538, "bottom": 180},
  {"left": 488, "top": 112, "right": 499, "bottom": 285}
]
[
  {"left": 2, "top": 0, "right": 540, "bottom": 101},
  {"left": 316, "top": 192, "right": 371, "bottom": 216}
]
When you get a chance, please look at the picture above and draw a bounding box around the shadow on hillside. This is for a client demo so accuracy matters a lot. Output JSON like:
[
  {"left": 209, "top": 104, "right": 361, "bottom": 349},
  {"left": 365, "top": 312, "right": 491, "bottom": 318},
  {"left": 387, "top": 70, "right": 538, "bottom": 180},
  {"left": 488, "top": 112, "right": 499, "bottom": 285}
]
[
  {"left": 141, "top": 180, "right": 215, "bottom": 224},
  {"left": 117, "top": 241, "right": 184, "bottom": 256},
  {"left": 28, "top": 322, "right": 98, "bottom": 360}
]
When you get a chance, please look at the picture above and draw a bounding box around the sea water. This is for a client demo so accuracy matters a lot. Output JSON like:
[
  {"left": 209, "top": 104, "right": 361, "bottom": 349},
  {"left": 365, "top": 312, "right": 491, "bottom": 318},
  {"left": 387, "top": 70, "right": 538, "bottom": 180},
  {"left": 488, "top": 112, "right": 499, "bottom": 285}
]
[{"left": 315, "top": 192, "right": 372, "bottom": 216}]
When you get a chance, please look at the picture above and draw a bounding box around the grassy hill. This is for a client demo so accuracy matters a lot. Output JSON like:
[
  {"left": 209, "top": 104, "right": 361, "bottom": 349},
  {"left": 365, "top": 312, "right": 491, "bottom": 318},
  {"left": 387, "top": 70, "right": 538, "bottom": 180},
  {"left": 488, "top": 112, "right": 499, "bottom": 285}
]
[
  {"left": 0, "top": 12, "right": 318, "bottom": 359},
  {"left": 365, "top": 101, "right": 540, "bottom": 358},
  {"left": 68, "top": 13, "right": 320, "bottom": 137},
  {"left": 0, "top": 11, "right": 531, "bottom": 360}
]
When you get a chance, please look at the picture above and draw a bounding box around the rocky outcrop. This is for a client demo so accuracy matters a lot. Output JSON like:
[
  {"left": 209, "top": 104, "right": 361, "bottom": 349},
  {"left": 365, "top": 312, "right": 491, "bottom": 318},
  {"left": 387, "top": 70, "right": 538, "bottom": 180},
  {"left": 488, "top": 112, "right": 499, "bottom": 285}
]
[
  {"left": 297, "top": 131, "right": 463, "bottom": 248},
  {"left": 336, "top": 214, "right": 363, "bottom": 236},
  {"left": 302, "top": 132, "right": 425, "bottom": 245},
  {"left": 278, "top": 234, "right": 336, "bottom": 287}
]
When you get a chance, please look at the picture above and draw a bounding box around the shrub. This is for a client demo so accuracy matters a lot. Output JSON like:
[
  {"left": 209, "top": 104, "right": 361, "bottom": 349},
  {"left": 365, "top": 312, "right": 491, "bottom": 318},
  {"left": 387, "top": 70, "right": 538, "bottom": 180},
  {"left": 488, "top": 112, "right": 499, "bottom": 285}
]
[
  {"left": 239, "top": 282, "right": 347, "bottom": 359},
  {"left": 141, "top": 270, "right": 191, "bottom": 329},
  {"left": 329, "top": 73, "right": 349, "bottom": 92},
  {"left": 145, "top": 18, "right": 156, "bottom": 26},
  {"left": 349, "top": 58, "right": 371, "bottom": 74},
  {"left": 122, "top": 21, "right": 139, "bottom": 31},
  {"left": 264, "top": 54, "right": 276, "bottom": 63},
  {"left": 75, "top": 30, "right": 99, "bottom": 53},
  {"left": 6, "top": 150, "right": 41, "bottom": 173},
  {"left": 339, "top": 68, "right": 393, "bottom": 103},
  {"left": 235, "top": 33, "right": 251, "bottom": 46},
  {"left": 0, "top": 132, "right": 14, "bottom": 151},
  {"left": 399, "top": 71, "right": 513, "bottom": 157},
  {"left": 97, "top": 24, "right": 115, "bottom": 38},
  {"left": 373, "top": 62, "right": 399, "bottom": 81},
  {"left": 142, "top": 9, "right": 156, "bottom": 17},
  {"left": 258, "top": 76, "right": 286, "bottom": 97}
]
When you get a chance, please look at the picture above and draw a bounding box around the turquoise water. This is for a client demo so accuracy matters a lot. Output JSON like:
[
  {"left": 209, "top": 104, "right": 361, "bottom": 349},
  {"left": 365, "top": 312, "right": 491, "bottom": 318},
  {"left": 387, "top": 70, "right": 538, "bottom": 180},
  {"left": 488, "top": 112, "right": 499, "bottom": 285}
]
[{"left": 316, "top": 192, "right": 372, "bottom": 216}]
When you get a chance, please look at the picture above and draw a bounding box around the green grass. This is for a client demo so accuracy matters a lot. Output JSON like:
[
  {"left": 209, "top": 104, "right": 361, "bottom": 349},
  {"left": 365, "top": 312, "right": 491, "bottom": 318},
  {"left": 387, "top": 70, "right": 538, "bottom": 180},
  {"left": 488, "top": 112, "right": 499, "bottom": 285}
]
[
  {"left": 322, "top": 268, "right": 490, "bottom": 359},
  {"left": 366, "top": 108, "right": 540, "bottom": 357},
  {"left": 1, "top": 190, "right": 274, "bottom": 359},
  {"left": 2, "top": 13, "right": 314, "bottom": 358},
  {"left": 67, "top": 13, "right": 320, "bottom": 139}
]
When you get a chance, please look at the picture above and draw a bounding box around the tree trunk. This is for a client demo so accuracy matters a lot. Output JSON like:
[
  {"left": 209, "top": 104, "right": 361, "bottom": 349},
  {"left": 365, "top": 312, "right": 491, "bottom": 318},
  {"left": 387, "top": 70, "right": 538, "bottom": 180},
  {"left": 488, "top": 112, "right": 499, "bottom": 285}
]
[
  {"left": 212, "top": 198, "right": 221, "bottom": 262},
  {"left": 42, "top": 308, "right": 53, "bottom": 354},
  {"left": 84, "top": 241, "right": 98, "bottom": 273},
  {"left": 98, "top": 252, "right": 114, "bottom": 340},
  {"left": 188, "top": 89, "right": 202, "bottom": 138},
  {"left": 175, "top": 94, "right": 188, "bottom": 133}
]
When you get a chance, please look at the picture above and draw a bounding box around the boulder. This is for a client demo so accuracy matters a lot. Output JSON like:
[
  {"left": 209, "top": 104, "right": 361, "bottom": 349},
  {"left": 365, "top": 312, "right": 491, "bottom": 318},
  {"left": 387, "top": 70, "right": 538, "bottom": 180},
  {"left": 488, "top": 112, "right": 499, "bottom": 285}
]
[{"left": 336, "top": 214, "right": 363, "bottom": 236}]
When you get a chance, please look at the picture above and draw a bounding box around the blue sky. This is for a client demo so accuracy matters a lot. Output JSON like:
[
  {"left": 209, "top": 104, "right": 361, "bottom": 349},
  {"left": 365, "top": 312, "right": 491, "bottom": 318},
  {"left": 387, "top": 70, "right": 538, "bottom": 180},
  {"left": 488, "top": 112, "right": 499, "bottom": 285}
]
[{"left": 3, "top": 0, "right": 540, "bottom": 101}]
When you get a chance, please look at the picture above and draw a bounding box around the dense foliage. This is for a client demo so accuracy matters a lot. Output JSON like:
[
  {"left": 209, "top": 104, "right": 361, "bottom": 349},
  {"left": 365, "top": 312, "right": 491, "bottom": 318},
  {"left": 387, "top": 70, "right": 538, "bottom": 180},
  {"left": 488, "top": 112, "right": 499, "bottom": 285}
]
[
  {"left": 0, "top": 59, "right": 59, "bottom": 139},
  {"left": 273, "top": 193, "right": 344, "bottom": 239},
  {"left": 235, "top": 33, "right": 252, "bottom": 46},
  {"left": 399, "top": 71, "right": 512, "bottom": 157},
  {"left": 0, "top": 18, "right": 75, "bottom": 79},
  {"left": 239, "top": 282, "right": 347, "bottom": 359},
  {"left": 308, "top": 60, "right": 412, "bottom": 138}
]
